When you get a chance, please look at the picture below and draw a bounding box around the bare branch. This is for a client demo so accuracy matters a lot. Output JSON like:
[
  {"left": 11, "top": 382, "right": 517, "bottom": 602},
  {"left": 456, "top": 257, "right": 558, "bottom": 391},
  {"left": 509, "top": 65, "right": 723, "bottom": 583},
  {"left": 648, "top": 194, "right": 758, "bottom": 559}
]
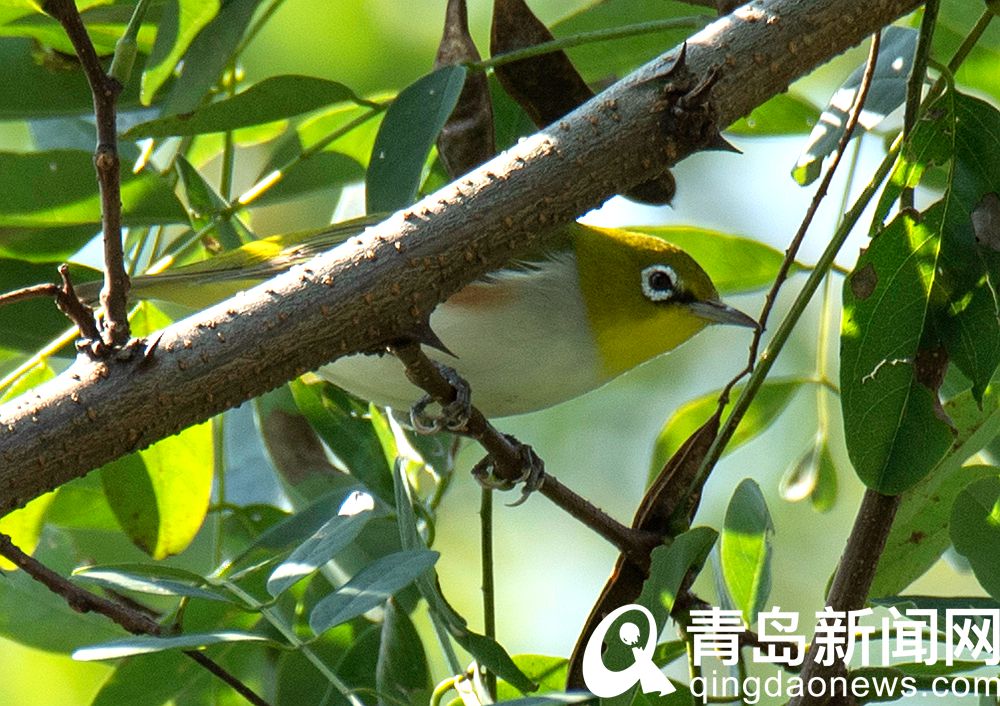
[
  {"left": 0, "top": 533, "right": 272, "bottom": 706},
  {"left": 0, "top": 0, "right": 923, "bottom": 517},
  {"left": 42, "top": 0, "right": 130, "bottom": 348}
]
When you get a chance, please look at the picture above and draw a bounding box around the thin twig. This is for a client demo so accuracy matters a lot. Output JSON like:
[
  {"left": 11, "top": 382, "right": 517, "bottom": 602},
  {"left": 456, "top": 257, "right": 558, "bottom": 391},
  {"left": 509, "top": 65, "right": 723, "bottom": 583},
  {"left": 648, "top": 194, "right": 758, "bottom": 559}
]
[
  {"left": 695, "top": 32, "right": 884, "bottom": 494},
  {"left": 787, "top": 491, "right": 902, "bottom": 706},
  {"left": 389, "top": 342, "right": 656, "bottom": 561},
  {"left": 0, "top": 533, "right": 271, "bottom": 706},
  {"left": 900, "top": 0, "right": 940, "bottom": 211},
  {"left": 0, "top": 266, "right": 102, "bottom": 343},
  {"left": 479, "top": 488, "right": 497, "bottom": 701},
  {"left": 42, "top": 0, "right": 130, "bottom": 348}
]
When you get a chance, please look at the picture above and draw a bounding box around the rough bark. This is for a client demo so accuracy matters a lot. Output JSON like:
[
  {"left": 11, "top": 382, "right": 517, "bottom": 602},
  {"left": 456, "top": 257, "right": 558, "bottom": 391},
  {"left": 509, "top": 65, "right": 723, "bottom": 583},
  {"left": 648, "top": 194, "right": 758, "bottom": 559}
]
[{"left": 0, "top": 0, "right": 922, "bottom": 516}]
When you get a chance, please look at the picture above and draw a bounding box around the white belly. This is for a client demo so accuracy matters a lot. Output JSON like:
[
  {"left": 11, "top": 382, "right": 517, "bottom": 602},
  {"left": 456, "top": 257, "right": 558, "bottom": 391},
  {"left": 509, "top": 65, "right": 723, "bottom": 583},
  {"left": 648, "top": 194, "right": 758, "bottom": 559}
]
[{"left": 318, "top": 257, "right": 606, "bottom": 418}]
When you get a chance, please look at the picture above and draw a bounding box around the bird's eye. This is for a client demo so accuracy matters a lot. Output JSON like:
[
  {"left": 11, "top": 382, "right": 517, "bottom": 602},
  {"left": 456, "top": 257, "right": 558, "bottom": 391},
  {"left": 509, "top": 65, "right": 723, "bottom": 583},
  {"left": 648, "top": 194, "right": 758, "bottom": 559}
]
[{"left": 641, "top": 265, "right": 677, "bottom": 302}]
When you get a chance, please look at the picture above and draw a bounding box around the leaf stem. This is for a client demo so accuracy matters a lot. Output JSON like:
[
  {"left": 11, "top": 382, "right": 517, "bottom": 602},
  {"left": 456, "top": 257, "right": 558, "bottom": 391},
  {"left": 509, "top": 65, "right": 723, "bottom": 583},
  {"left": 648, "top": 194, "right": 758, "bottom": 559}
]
[
  {"left": 480, "top": 488, "right": 497, "bottom": 700},
  {"left": 221, "top": 580, "right": 364, "bottom": 706},
  {"left": 473, "top": 16, "right": 711, "bottom": 71}
]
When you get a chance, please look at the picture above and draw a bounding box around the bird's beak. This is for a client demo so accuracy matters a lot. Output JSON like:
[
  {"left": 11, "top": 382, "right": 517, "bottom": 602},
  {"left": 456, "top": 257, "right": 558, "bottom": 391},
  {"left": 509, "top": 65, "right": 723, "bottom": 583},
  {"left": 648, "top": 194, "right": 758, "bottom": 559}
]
[{"left": 688, "top": 300, "right": 758, "bottom": 329}]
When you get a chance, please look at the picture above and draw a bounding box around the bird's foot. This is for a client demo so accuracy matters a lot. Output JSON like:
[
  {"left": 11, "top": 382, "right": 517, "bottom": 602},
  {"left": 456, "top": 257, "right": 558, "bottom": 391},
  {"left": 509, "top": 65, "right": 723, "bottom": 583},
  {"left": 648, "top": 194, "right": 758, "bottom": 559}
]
[
  {"left": 472, "top": 435, "right": 545, "bottom": 506},
  {"left": 409, "top": 362, "right": 472, "bottom": 433}
]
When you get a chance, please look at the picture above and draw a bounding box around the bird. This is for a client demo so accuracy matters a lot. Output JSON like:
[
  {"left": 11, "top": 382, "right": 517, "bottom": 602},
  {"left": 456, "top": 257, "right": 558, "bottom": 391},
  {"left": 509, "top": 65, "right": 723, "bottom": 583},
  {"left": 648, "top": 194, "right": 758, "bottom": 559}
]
[{"left": 98, "top": 216, "right": 756, "bottom": 418}]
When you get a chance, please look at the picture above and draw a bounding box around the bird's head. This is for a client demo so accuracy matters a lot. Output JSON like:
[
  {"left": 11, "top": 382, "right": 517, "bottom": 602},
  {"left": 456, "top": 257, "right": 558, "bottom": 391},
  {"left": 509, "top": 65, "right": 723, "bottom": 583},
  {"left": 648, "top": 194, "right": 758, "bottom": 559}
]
[{"left": 570, "top": 224, "right": 757, "bottom": 377}]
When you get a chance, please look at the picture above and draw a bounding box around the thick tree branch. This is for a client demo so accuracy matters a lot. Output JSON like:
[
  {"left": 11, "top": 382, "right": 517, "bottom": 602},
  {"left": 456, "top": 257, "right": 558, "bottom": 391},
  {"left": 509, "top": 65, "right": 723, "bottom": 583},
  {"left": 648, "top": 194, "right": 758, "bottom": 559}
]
[
  {"left": 0, "top": 0, "right": 922, "bottom": 517},
  {"left": 787, "top": 491, "right": 901, "bottom": 706}
]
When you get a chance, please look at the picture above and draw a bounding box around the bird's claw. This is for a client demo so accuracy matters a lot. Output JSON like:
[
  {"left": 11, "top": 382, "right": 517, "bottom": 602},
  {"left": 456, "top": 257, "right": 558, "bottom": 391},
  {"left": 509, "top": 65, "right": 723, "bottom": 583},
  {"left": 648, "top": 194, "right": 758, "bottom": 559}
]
[
  {"left": 409, "top": 363, "right": 472, "bottom": 433},
  {"left": 472, "top": 436, "right": 545, "bottom": 506}
]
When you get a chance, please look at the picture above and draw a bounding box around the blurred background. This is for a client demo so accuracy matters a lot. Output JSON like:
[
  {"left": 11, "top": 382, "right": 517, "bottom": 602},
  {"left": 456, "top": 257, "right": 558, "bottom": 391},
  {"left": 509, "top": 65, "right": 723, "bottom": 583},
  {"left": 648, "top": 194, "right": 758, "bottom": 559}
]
[{"left": 0, "top": 1, "right": 995, "bottom": 703}]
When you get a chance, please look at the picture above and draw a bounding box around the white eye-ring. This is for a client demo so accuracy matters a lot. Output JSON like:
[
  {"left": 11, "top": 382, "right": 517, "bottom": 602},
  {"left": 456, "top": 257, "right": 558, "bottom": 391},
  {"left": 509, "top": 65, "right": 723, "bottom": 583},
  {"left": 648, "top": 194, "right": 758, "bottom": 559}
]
[{"left": 641, "top": 265, "right": 677, "bottom": 302}]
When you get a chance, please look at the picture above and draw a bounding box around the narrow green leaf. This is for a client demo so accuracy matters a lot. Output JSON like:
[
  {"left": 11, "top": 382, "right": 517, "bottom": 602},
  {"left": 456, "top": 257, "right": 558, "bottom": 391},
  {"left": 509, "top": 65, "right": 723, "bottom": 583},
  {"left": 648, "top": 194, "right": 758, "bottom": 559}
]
[
  {"left": 174, "top": 156, "right": 247, "bottom": 250},
  {"left": 0, "top": 151, "right": 185, "bottom": 227},
  {"left": 89, "top": 651, "right": 210, "bottom": 706},
  {"left": 246, "top": 152, "right": 363, "bottom": 208},
  {"left": 222, "top": 484, "right": 364, "bottom": 579},
  {"left": 624, "top": 225, "right": 789, "bottom": 294},
  {"left": 308, "top": 550, "right": 438, "bottom": 635},
  {"left": 141, "top": 0, "right": 221, "bottom": 104},
  {"left": 950, "top": 476, "right": 1000, "bottom": 600},
  {"left": 0, "top": 39, "right": 142, "bottom": 119},
  {"left": 159, "top": 0, "right": 261, "bottom": 116},
  {"left": 650, "top": 379, "right": 804, "bottom": 479},
  {"left": 127, "top": 76, "right": 368, "bottom": 139},
  {"left": 101, "top": 420, "right": 213, "bottom": 559},
  {"left": 721, "top": 479, "right": 774, "bottom": 623},
  {"left": 794, "top": 26, "right": 917, "bottom": 185},
  {"left": 366, "top": 66, "right": 466, "bottom": 213},
  {"left": 0, "top": 491, "right": 55, "bottom": 572},
  {"left": 74, "top": 631, "right": 273, "bottom": 661},
  {"left": 290, "top": 378, "right": 395, "bottom": 505},
  {"left": 376, "top": 598, "right": 431, "bottom": 704},
  {"left": 266, "top": 510, "right": 372, "bottom": 597},
  {"left": 0, "top": 224, "right": 98, "bottom": 262},
  {"left": 496, "top": 655, "right": 568, "bottom": 701},
  {"left": 392, "top": 464, "right": 535, "bottom": 693},
  {"left": 72, "top": 564, "right": 232, "bottom": 603}
]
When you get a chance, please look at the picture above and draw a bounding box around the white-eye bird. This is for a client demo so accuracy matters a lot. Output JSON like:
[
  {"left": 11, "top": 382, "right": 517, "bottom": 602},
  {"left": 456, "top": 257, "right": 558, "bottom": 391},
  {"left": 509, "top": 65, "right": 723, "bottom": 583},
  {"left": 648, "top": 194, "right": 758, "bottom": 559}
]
[{"left": 99, "top": 217, "right": 756, "bottom": 417}]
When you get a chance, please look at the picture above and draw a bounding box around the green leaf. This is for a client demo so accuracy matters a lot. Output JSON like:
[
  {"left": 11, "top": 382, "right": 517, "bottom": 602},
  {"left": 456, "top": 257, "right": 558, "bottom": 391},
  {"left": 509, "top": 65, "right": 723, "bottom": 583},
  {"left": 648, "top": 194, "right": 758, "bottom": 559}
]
[
  {"left": 0, "top": 150, "right": 185, "bottom": 227},
  {"left": 73, "top": 631, "right": 274, "bottom": 661},
  {"left": 174, "top": 155, "right": 248, "bottom": 250},
  {"left": 290, "top": 378, "right": 395, "bottom": 505},
  {"left": 951, "top": 476, "right": 1000, "bottom": 600},
  {"left": 872, "top": 465, "right": 1000, "bottom": 598},
  {"left": 89, "top": 651, "right": 212, "bottom": 706},
  {"left": 0, "top": 491, "right": 55, "bottom": 572},
  {"left": 393, "top": 463, "right": 535, "bottom": 693},
  {"left": 0, "top": 224, "right": 99, "bottom": 262},
  {"left": 793, "top": 26, "right": 917, "bottom": 185},
  {"left": 222, "top": 484, "right": 364, "bottom": 579},
  {"left": 624, "top": 225, "right": 789, "bottom": 294},
  {"left": 0, "top": 549, "right": 121, "bottom": 652},
  {"left": 376, "top": 598, "right": 431, "bottom": 704},
  {"left": 593, "top": 528, "right": 715, "bottom": 705},
  {"left": 727, "top": 93, "right": 819, "bottom": 136},
  {"left": 101, "top": 420, "right": 213, "bottom": 559},
  {"left": 646, "top": 526, "right": 718, "bottom": 614},
  {"left": 721, "top": 479, "right": 774, "bottom": 623},
  {"left": 141, "top": 0, "right": 221, "bottom": 104},
  {"left": 366, "top": 65, "right": 466, "bottom": 213},
  {"left": 266, "top": 510, "right": 373, "bottom": 597},
  {"left": 159, "top": 0, "right": 262, "bottom": 116},
  {"left": 127, "top": 75, "right": 369, "bottom": 139},
  {"left": 72, "top": 564, "right": 233, "bottom": 603},
  {"left": 650, "top": 379, "right": 804, "bottom": 479},
  {"left": 840, "top": 206, "right": 954, "bottom": 493},
  {"left": 246, "top": 151, "right": 363, "bottom": 208},
  {"left": 778, "top": 434, "right": 839, "bottom": 512},
  {"left": 0, "top": 38, "right": 143, "bottom": 119},
  {"left": 308, "top": 549, "right": 438, "bottom": 635},
  {"left": 496, "top": 655, "right": 568, "bottom": 701}
]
